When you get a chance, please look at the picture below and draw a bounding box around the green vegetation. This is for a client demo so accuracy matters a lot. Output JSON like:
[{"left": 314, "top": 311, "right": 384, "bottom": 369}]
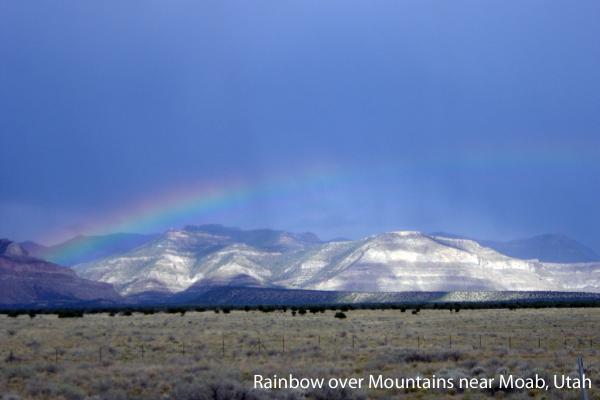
[
  {"left": 334, "top": 311, "right": 347, "bottom": 319},
  {"left": 2, "top": 298, "right": 600, "bottom": 319}
]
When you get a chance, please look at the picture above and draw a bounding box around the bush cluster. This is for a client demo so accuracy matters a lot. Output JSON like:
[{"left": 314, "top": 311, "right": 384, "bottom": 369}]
[{"left": 2, "top": 298, "right": 600, "bottom": 318}]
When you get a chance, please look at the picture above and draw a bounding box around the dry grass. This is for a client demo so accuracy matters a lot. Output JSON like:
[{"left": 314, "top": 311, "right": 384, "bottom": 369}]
[{"left": 1, "top": 308, "right": 599, "bottom": 399}]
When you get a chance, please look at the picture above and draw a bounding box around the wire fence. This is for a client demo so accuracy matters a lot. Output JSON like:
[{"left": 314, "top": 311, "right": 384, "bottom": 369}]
[{"left": 3, "top": 333, "right": 599, "bottom": 364}]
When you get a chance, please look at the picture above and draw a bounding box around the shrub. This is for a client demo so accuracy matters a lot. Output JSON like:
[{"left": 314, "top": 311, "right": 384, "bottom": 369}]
[
  {"left": 334, "top": 312, "right": 347, "bottom": 319},
  {"left": 55, "top": 383, "right": 86, "bottom": 400},
  {"left": 25, "top": 380, "right": 54, "bottom": 397},
  {"left": 41, "top": 363, "right": 60, "bottom": 374},
  {"left": 401, "top": 349, "right": 462, "bottom": 363},
  {"left": 57, "top": 310, "right": 84, "bottom": 318},
  {"left": 307, "top": 387, "right": 367, "bottom": 400},
  {"left": 170, "top": 379, "right": 283, "bottom": 400},
  {"left": 5, "top": 365, "right": 34, "bottom": 379}
]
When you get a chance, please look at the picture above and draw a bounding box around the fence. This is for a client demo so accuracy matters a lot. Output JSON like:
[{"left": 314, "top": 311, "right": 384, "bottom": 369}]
[{"left": 3, "top": 333, "right": 599, "bottom": 364}]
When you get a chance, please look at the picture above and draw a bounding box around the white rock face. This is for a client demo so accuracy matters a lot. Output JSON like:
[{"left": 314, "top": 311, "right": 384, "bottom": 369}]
[
  {"left": 75, "top": 226, "right": 313, "bottom": 295},
  {"left": 74, "top": 227, "right": 600, "bottom": 295},
  {"left": 295, "top": 233, "right": 552, "bottom": 292}
]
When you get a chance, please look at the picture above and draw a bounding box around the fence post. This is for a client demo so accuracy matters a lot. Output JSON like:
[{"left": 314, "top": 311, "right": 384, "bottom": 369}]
[
  {"left": 417, "top": 335, "right": 420, "bottom": 350},
  {"left": 578, "top": 356, "right": 590, "bottom": 400},
  {"left": 8, "top": 350, "right": 14, "bottom": 363},
  {"left": 538, "top": 338, "right": 541, "bottom": 349}
]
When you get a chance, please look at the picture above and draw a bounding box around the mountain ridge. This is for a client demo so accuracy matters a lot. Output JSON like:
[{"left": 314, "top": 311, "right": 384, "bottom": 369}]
[
  {"left": 0, "top": 239, "right": 121, "bottom": 305},
  {"left": 22, "top": 232, "right": 161, "bottom": 266},
  {"left": 429, "top": 232, "right": 599, "bottom": 263},
  {"left": 73, "top": 226, "right": 600, "bottom": 296}
]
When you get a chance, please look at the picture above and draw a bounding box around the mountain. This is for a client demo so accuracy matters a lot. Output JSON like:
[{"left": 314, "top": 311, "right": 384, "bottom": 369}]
[
  {"left": 168, "top": 287, "right": 600, "bottom": 306},
  {"left": 430, "top": 232, "right": 599, "bottom": 263},
  {"left": 22, "top": 233, "right": 160, "bottom": 266},
  {"left": 181, "top": 224, "right": 321, "bottom": 251},
  {"left": 19, "top": 240, "right": 49, "bottom": 256},
  {"left": 0, "top": 239, "right": 121, "bottom": 306},
  {"left": 75, "top": 225, "right": 321, "bottom": 295},
  {"left": 481, "top": 234, "right": 600, "bottom": 263},
  {"left": 1, "top": 239, "right": 29, "bottom": 257},
  {"left": 75, "top": 226, "right": 600, "bottom": 296},
  {"left": 276, "top": 232, "right": 560, "bottom": 292}
]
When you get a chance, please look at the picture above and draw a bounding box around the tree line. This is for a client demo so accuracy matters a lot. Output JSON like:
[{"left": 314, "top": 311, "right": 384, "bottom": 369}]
[{"left": 3, "top": 299, "right": 600, "bottom": 319}]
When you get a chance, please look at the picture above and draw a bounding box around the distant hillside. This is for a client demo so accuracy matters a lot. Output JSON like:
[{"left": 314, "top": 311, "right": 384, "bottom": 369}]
[
  {"left": 430, "top": 232, "right": 599, "bottom": 263},
  {"left": 0, "top": 239, "right": 121, "bottom": 306},
  {"left": 182, "top": 224, "right": 321, "bottom": 251},
  {"left": 134, "top": 286, "right": 600, "bottom": 306},
  {"left": 75, "top": 225, "right": 324, "bottom": 295},
  {"left": 75, "top": 226, "right": 600, "bottom": 296},
  {"left": 22, "top": 233, "right": 160, "bottom": 266},
  {"left": 481, "top": 234, "right": 600, "bottom": 263}
]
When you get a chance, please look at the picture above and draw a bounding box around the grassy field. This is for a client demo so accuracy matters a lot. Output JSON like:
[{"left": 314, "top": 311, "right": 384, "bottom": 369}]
[{"left": 1, "top": 308, "right": 599, "bottom": 399}]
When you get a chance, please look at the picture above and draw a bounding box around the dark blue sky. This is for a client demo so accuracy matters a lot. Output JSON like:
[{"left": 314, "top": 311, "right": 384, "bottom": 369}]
[{"left": 1, "top": 1, "right": 599, "bottom": 250}]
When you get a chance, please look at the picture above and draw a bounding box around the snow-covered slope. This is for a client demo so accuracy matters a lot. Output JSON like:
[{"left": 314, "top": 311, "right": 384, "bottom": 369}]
[
  {"left": 75, "top": 226, "right": 315, "bottom": 295},
  {"left": 293, "top": 232, "right": 552, "bottom": 292},
  {"left": 74, "top": 226, "right": 600, "bottom": 296}
]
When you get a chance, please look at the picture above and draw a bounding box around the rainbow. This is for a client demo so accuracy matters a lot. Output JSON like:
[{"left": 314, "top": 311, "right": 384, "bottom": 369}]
[
  {"left": 39, "top": 140, "right": 593, "bottom": 265},
  {"left": 41, "top": 167, "right": 344, "bottom": 264}
]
